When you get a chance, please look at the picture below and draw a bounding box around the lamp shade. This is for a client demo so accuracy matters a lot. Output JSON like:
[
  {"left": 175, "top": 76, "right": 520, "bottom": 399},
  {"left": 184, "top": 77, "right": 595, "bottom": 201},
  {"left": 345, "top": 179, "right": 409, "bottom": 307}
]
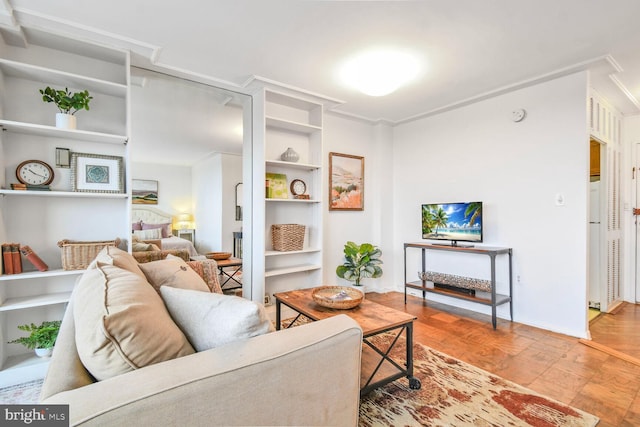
[{"left": 176, "top": 213, "right": 194, "bottom": 230}]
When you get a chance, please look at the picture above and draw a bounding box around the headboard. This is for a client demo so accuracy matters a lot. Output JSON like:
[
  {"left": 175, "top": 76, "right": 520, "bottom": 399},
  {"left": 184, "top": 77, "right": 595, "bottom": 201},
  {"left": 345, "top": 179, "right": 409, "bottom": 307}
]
[{"left": 132, "top": 206, "right": 173, "bottom": 225}]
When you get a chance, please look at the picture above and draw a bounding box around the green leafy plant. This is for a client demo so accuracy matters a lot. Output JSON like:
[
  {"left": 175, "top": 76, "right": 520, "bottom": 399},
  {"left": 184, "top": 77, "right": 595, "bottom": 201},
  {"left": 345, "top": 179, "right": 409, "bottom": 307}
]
[
  {"left": 336, "top": 241, "right": 383, "bottom": 286},
  {"left": 8, "top": 320, "right": 61, "bottom": 350},
  {"left": 39, "top": 86, "right": 92, "bottom": 115}
]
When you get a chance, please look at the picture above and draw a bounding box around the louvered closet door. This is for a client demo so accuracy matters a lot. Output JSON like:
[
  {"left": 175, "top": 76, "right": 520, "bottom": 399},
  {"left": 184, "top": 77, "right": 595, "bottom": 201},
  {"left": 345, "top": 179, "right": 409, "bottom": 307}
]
[{"left": 603, "top": 142, "right": 623, "bottom": 312}]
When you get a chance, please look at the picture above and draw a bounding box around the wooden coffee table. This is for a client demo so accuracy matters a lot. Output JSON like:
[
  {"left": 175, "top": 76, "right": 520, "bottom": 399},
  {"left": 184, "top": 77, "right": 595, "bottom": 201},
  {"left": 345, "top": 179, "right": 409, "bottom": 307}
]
[{"left": 274, "top": 288, "right": 422, "bottom": 396}]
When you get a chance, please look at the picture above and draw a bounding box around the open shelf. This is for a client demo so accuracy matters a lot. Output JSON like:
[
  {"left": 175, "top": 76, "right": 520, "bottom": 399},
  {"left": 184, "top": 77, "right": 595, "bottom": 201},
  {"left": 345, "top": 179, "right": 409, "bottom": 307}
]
[
  {"left": 0, "top": 269, "right": 83, "bottom": 282},
  {"left": 0, "top": 119, "right": 127, "bottom": 144},
  {"left": 405, "top": 281, "right": 511, "bottom": 306},
  {"left": 0, "top": 291, "right": 71, "bottom": 312},
  {"left": 265, "top": 264, "right": 322, "bottom": 277},
  {"left": 0, "top": 189, "right": 128, "bottom": 198},
  {"left": 265, "top": 198, "right": 320, "bottom": 204},
  {"left": 266, "top": 116, "right": 321, "bottom": 134},
  {"left": 0, "top": 58, "right": 127, "bottom": 97},
  {"left": 266, "top": 160, "right": 321, "bottom": 170},
  {"left": 265, "top": 248, "right": 321, "bottom": 257},
  {"left": 0, "top": 353, "right": 51, "bottom": 387}
]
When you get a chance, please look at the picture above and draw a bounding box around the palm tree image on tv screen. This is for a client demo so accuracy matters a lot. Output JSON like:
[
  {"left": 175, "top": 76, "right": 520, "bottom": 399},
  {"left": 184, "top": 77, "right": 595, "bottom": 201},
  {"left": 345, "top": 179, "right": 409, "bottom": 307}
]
[{"left": 421, "top": 202, "right": 483, "bottom": 243}]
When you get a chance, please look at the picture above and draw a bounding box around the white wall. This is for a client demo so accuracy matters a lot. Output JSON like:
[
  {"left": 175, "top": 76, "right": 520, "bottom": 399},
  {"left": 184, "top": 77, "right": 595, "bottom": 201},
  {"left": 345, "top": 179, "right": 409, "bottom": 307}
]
[
  {"left": 191, "top": 153, "right": 242, "bottom": 254},
  {"left": 321, "top": 115, "right": 395, "bottom": 291},
  {"left": 392, "top": 72, "right": 590, "bottom": 338}
]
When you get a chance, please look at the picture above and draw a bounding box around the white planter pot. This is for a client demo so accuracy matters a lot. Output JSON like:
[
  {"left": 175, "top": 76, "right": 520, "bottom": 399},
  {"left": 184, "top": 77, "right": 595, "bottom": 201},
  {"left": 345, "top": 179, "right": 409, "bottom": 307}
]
[
  {"left": 55, "top": 113, "right": 77, "bottom": 129},
  {"left": 35, "top": 347, "right": 53, "bottom": 358}
]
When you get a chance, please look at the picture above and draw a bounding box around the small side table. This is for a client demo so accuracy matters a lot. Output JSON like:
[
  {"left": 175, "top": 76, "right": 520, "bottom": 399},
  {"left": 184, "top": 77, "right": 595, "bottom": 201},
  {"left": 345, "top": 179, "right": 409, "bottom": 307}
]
[
  {"left": 174, "top": 228, "right": 195, "bottom": 245},
  {"left": 216, "top": 257, "right": 243, "bottom": 292}
]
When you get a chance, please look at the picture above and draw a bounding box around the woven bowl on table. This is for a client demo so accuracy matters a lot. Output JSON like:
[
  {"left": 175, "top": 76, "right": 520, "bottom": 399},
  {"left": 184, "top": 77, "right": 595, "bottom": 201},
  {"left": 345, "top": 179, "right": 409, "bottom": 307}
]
[
  {"left": 205, "top": 252, "right": 232, "bottom": 260},
  {"left": 312, "top": 286, "right": 364, "bottom": 310}
]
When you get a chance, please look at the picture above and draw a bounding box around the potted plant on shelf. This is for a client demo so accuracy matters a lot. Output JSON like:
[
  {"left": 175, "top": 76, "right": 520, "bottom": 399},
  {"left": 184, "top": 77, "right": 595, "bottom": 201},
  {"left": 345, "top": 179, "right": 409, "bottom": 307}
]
[
  {"left": 336, "top": 241, "right": 383, "bottom": 287},
  {"left": 8, "top": 320, "right": 61, "bottom": 357},
  {"left": 39, "top": 86, "right": 93, "bottom": 129}
]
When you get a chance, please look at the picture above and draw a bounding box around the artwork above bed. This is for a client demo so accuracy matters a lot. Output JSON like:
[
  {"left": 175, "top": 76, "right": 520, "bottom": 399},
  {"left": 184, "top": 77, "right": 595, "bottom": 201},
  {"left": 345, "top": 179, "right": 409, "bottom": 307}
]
[{"left": 132, "top": 206, "right": 200, "bottom": 258}]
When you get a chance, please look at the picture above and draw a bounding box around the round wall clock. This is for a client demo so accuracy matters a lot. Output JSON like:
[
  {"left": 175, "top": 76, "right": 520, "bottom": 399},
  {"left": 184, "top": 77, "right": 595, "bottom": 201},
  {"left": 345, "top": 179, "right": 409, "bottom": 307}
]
[
  {"left": 16, "top": 160, "right": 54, "bottom": 185},
  {"left": 290, "top": 179, "right": 307, "bottom": 197}
]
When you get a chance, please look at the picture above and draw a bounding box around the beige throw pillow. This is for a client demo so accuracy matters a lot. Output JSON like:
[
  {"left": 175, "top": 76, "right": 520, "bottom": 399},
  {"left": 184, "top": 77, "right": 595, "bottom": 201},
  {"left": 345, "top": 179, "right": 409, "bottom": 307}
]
[
  {"left": 94, "top": 246, "right": 146, "bottom": 279},
  {"left": 139, "top": 257, "right": 210, "bottom": 294},
  {"left": 159, "top": 286, "right": 274, "bottom": 351},
  {"left": 74, "top": 262, "right": 195, "bottom": 381}
]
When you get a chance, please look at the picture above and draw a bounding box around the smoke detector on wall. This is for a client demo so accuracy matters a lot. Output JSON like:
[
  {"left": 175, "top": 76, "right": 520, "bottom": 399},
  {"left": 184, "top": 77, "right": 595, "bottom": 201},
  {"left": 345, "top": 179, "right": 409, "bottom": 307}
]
[{"left": 511, "top": 108, "right": 526, "bottom": 122}]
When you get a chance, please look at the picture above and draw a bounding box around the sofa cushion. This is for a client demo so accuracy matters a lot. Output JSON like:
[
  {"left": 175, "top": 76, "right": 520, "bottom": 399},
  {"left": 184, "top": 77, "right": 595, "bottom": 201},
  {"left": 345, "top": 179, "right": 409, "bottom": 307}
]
[
  {"left": 94, "top": 246, "right": 145, "bottom": 279},
  {"left": 74, "top": 262, "right": 195, "bottom": 381},
  {"left": 159, "top": 286, "right": 274, "bottom": 351},
  {"left": 139, "top": 257, "right": 210, "bottom": 294}
]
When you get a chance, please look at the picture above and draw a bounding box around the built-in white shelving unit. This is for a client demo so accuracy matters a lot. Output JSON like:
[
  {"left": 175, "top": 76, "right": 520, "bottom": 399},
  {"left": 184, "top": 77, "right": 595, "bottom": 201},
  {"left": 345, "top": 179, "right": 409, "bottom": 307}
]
[
  {"left": 252, "top": 88, "right": 324, "bottom": 303},
  {"left": 0, "top": 32, "right": 130, "bottom": 387}
]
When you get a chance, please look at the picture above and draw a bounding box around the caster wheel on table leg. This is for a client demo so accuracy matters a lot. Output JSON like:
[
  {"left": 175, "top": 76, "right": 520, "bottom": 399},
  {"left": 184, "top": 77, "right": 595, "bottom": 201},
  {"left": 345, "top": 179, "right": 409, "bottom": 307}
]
[{"left": 409, "top": 377, "right": 421, "bottom": 390}]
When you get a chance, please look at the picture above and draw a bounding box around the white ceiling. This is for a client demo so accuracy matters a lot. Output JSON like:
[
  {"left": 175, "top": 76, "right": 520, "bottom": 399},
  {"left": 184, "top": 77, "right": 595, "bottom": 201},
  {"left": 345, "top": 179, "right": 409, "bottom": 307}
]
[{"left": 3, "top": 0, "right": 640, "bottom": 123}]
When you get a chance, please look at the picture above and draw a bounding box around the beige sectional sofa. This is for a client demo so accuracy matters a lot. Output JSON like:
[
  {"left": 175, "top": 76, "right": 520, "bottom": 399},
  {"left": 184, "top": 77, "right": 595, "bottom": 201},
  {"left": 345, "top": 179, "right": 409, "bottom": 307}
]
[{"left": 40, "top": 247, "right": 363, "bottom": 426}]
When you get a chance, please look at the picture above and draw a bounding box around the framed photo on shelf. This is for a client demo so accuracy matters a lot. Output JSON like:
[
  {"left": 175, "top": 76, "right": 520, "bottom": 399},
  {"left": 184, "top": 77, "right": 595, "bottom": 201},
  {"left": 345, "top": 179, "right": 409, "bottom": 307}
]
[
  {"left": 329, "top": 152, "right": 364, "bottom": 211},
  {"left": 71, "top": 152, "right": 124, "bottom": 193},
  {"left": 132, "top": 179, "right": 159, "bottom": 204}
]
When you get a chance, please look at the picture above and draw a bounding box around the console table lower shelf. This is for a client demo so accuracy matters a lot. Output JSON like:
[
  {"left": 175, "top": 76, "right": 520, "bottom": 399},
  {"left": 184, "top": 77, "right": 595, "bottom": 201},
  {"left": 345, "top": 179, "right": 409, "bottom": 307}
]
[
  {"left": 406, "top": 281, "right": 512, "bottom": 327},
  {"left": 274, "top": 288, "right": 422, "bottom": 396}
]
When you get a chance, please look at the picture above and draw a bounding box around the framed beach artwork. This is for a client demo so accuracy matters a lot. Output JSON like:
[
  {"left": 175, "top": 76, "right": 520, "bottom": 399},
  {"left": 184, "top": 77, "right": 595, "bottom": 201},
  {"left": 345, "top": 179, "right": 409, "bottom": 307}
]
[
  {"left": 132, "top": 179, "right": 159, "bottom": 204},
  {"left": 329, "top": 152, "right": 364, "bottom": 211}
]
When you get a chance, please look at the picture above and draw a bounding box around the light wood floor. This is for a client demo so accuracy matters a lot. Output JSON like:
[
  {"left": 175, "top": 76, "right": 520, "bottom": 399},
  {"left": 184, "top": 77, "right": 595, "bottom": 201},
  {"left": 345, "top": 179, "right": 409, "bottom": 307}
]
[
  {"left": 588, "top": 303, "right": 640, "bottom": 362},
  {"left": 366, "top": 292, "right": 640, "bottom": 427}
]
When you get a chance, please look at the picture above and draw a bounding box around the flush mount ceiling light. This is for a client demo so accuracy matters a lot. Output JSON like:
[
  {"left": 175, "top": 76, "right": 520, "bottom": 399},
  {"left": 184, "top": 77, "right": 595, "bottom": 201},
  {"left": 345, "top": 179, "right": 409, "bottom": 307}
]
[{"left": 338, "top": 49, "right": 421, "bottom": 96}]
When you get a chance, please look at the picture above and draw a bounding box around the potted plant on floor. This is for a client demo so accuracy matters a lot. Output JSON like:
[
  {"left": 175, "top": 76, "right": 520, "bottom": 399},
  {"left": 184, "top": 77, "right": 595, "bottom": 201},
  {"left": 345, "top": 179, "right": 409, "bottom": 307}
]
[
  {"left": 8, "top": 320, "right": 61, "bottom": 357},
  {"left": 39, "top": 86, "right": 92, "bottom": 129},
  {"left": 336, "top": 241, "right": 383, "bottom": 287}
]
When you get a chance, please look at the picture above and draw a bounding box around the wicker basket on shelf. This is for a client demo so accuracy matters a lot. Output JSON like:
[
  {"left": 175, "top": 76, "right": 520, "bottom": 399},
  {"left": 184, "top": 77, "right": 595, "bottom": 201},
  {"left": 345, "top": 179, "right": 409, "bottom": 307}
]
[
  {"left": 57, "top": 238, "right": 121, "bottom": 270},
  {"left": 271, "top": 224, "right": 305, "bottom": 251}
]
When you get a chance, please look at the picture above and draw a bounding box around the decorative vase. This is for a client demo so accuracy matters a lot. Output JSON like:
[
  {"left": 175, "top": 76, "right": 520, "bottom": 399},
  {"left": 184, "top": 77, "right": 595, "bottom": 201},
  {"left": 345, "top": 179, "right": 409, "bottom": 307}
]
[
  {"left": 55, "top": 113, "right": 76, "bottom": 130},
  {"left": 280, "top": 147, "right": 299, "bottom": 163},
  {"left": 35, "top": 347, "right": 53, "bottom": 358}
]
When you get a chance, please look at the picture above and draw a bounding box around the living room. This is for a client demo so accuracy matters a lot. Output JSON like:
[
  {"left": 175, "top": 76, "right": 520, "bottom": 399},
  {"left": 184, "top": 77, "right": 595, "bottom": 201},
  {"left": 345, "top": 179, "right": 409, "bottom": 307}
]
[{"left": 1, "top": 1, "right": 640, "bottom": 425}]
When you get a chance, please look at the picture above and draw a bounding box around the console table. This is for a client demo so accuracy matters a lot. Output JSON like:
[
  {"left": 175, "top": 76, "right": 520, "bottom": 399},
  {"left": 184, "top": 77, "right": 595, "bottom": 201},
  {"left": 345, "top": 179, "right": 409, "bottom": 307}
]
[{"left": 404, "top": 243, "right": 513, "bottom": 329}]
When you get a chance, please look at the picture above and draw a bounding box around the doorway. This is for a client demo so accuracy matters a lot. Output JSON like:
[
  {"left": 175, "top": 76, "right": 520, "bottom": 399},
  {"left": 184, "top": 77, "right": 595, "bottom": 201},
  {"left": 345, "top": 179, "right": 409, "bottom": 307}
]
[
  {"left": 590, "top": 136, "right": 624, "bottom": 315},
  {"left": 589, "top": 138, "right": 603, "bottom": 317}
]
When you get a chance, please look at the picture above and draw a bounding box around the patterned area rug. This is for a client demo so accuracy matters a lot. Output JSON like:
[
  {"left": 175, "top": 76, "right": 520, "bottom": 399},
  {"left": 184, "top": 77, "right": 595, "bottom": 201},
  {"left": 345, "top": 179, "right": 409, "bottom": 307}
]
[
  {"left": 359, "top": 333, "right": 599, "bottom": 427},
  {"left": 0, "top": 330, "right": 599, "bottom": 427},
  {"left": 0, "top": 379, "right": 43, "bottom": 404}
]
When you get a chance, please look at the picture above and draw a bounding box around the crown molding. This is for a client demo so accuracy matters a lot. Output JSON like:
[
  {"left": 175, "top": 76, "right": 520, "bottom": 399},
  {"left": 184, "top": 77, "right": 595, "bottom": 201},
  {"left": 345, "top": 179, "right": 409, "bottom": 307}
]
[
  {"left": 609, "top": 74, "right": 640, "bottom": 113},
  {"left": 244, "top": 75, "right": 345, "bottom": 111},
  {"left": 395, "top": 55, "right": 623, "bottom": 126},
  {"left": 10, "top": 7, "right": 159, "bottom": 62}
]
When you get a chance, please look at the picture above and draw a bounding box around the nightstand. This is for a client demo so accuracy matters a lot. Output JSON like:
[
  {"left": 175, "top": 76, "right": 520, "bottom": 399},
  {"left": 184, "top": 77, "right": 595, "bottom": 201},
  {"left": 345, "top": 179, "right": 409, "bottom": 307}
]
[{"left": 174, "top": 228, "right": 195, "bottom": 244}]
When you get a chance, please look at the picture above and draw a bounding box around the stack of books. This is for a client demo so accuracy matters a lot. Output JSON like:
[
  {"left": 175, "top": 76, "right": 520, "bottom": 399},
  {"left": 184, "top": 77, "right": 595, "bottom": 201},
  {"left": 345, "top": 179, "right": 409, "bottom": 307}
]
[
  {"left": 10, "top": 183, "right": 51, "bottom": 191},
  {"left": 1, "top": 243, "right": 48, "bottom": 274}
]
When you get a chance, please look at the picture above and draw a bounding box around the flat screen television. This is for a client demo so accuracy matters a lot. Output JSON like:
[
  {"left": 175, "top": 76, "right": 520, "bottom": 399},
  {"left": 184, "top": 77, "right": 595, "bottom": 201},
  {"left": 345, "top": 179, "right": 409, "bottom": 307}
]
[{"left": 421, "top": 201, "right": 483, "bottom": 246}]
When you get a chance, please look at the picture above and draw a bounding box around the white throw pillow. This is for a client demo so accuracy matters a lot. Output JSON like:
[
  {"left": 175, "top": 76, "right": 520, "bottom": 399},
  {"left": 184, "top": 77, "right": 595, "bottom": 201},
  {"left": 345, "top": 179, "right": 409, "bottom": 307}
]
[{"left": 159, "top": 286, "right": 274, "bottom": 351}]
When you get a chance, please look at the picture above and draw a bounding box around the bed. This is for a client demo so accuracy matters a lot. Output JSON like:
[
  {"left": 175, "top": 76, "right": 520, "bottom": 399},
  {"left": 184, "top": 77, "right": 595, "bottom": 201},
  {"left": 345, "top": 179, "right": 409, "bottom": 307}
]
[{"left": 131, "top": 206, "right": 200, "bottom": 258}]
